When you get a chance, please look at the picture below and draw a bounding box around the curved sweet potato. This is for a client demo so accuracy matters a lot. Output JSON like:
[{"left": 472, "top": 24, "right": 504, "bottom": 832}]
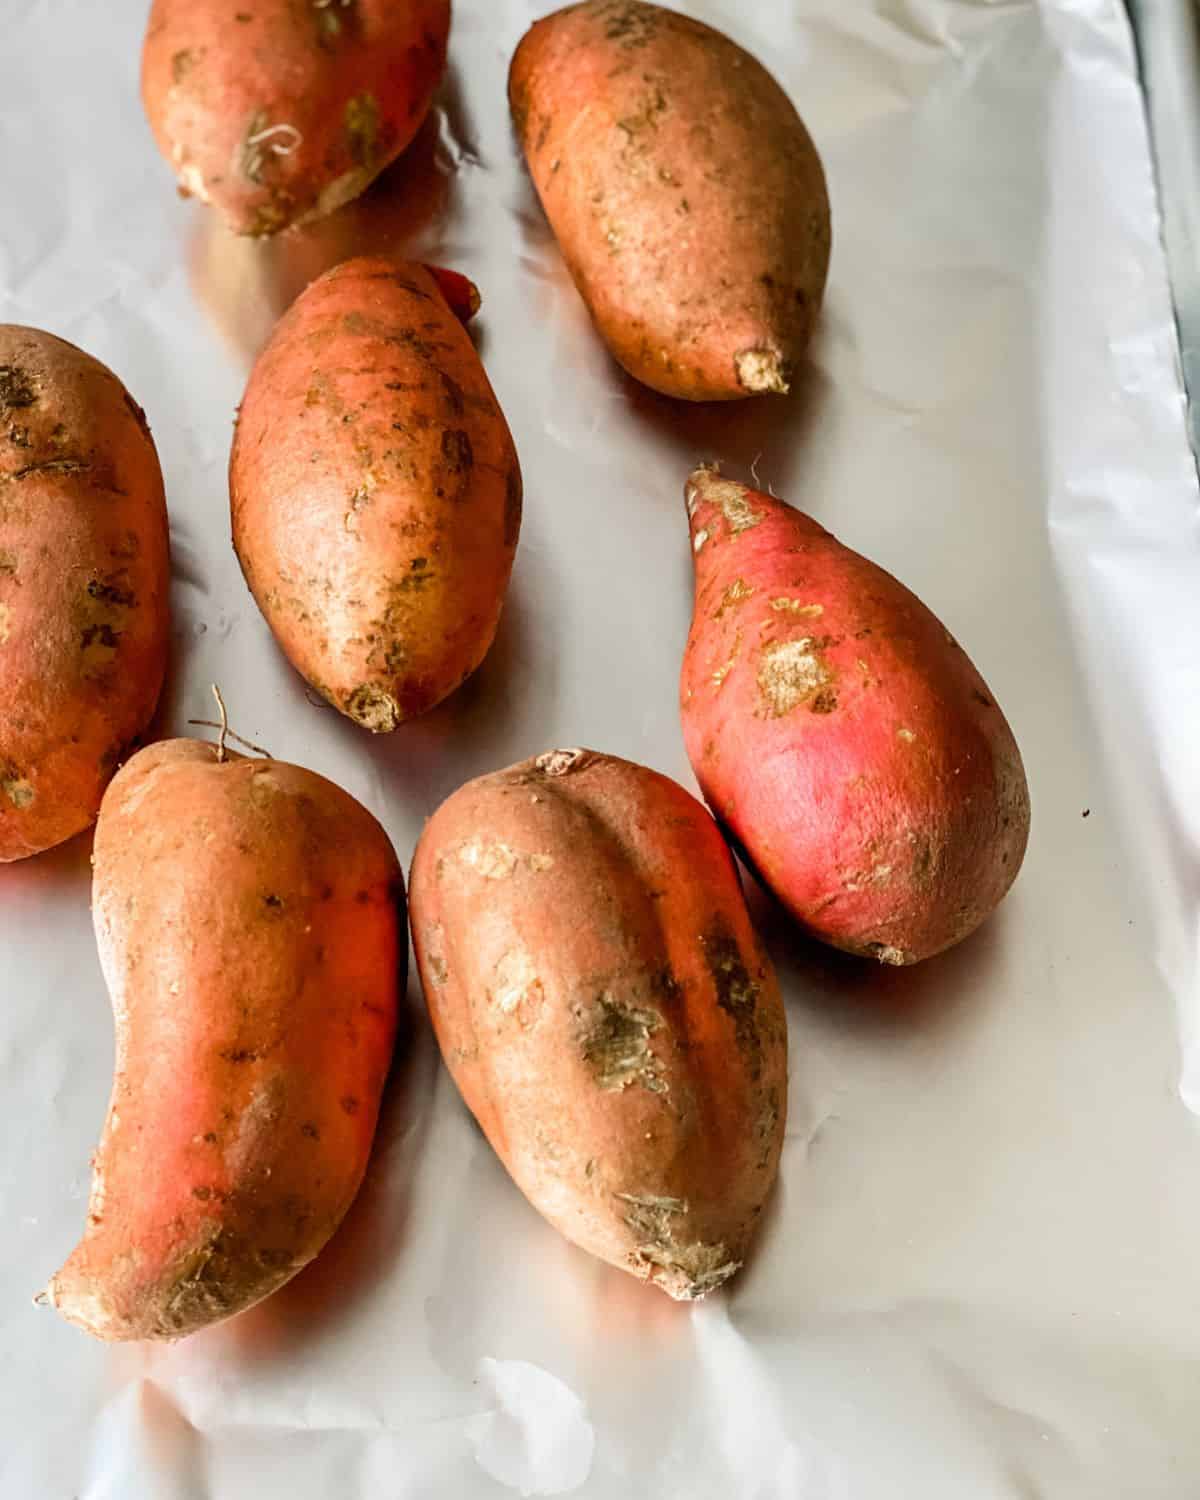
[
  {"left": 509, "top": 0, "right": 831, "bottom": 400},
  {"left": 409, "top": 747, "right": 787, "bottom": 1300},
  {"left": 681, "top": 467, "right": 1031, "bottom": 964},
  {"left": 141, "top": 0, "right": 451, "bottom": 236},
  {"left": 230, "top": 257, "right": 522, "bottom": 732},
  {"left": 40, "top": 738, "right": 403, "bottom": 1341},
  {"left": 0, "top": 326, "right": 169, "bottom": 862}
]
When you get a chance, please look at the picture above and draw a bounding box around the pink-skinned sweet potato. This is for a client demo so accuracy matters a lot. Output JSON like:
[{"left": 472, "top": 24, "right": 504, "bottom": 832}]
[{"left": 681, "top": 467, "right": 1030, "bottom": 964}]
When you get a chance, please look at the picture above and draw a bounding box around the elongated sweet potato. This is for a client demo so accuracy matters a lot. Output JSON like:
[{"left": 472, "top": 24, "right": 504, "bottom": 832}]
[
  {"left": 141, "top": 0, "right": 451, "bottom": 236},
  {"left": 40, "top": 738, "right": 403, "bottom": 1341},
  {"left": 681, "top": 467, "right": 1030, "bottom": 964},
  {"left": 409, "top": 748, "right": 787, "bottom": 1300},
  {"left": 509, "top": 0, "right": 831, "bottom": 400},
  {"left": 0, "top": 327, "right": 169, "bottom": 862},
  {"left": 230, "top": 257, "right": 522, "bottom": 731}
]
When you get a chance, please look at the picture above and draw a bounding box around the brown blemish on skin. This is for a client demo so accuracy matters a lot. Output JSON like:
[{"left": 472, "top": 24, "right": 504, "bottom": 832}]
[
  {"left": 171, "top": 49, "right": 195, "bottom": 83},
  {"left": 700, "top": 927, "right": 762, "bottom": 1076},
  {"left": 897, "top": 727, "right": 916, "bottom": 743},
  {"left": 0, "top": 603, "right": 10, "bottom": 644},
  {"left": 2, "top": 773, "right": 34, "bottom": 809},
  {"left": 771, "top": 598, "right": 823, "bottom": 617},
  {"left": 0, "top": 367, "right": 37, "bottom": 409},
  {"left": 0, "top": 551, "right": 15, "bottom": 575},
  {"left": 86, "top": 578, "right": 136, "bottom": 608},
  {"left": 345, "top": 92, "right": 380, "bottom": 168},
  {"left": 809, "top": 688, "right": 838, "bottom": 715},
  {"left": 340, "top": 1095, "right": 360, "bottom": 1115},
  {"left": 441, "top": 428, "right": 473, "bottom": 476},
  {"left": 579, "top": 995, "right": 666, "bottom": 1094},
  {"left": 865, "top": 942, "right": 909, "bottom": 967},
  {"left": 757, "top": 638, "right": 832, "bottom": 717}
]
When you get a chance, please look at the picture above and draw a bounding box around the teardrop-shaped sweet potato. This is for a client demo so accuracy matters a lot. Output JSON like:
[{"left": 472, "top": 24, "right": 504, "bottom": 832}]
[
  {"left": 141, "top": 0, "right": 451, "bottom": 236},
  {"left": 409, "top": 747, "right": 787, "bottom": 1300},
  {"left": 509, "top": 1, "right": 831, "bottom": 400},
  {"left": 40, "top": 738, "right": 404, "bottom": 1341},
  {"left": 681, "top": 467, "right": 1030, "bottom": 964},
  {"left": 0, "top": 326, "right": 170, "bottom": 862},
  {"left": 230, "top": 257, "right": 522, "bottom": 732}
]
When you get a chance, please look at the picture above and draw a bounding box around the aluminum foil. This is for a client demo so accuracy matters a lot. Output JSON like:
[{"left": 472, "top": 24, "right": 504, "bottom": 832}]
[{"left": 4, "top": 1, "right": 1200, "bottom": 1495}]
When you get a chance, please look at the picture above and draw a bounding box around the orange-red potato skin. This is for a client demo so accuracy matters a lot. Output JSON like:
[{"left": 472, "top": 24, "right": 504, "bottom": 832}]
[
  {"left": 509, "top": 0, "right": 831, "bottom": 401},
  {"left": 681, "top": 468, "right": 1031, "bottom": 965},
  {"left": 230, "top": 257, "right": 522, "bottom": 732},
  {"left": 0, "top": 327, "right": 170, "bottom": 863},
  {"left": 42, "top": 739, "right": 404, "bottom": 1341},
  {"left": 141, "top": 0, "right": 451, "bottom": 236},
  {"left": 409, "top": 748, "right": 788, "bottom": 1300}
]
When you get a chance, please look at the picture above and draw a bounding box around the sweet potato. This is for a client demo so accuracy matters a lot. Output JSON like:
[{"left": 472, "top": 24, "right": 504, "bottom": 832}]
[
  {"left": 509, "top": 0, "right": 831, "bottom": 400},
  {"left": 141, "top": 0, "right": 451, "bottom": 236},
  {"left": 409, "top": 748, "right": 787, "bottom": 1300},
  {"left": 681, "top": 467, "right": 1030, "bottom": 965},
  {"left": 230, "top": 257, "right": 522, "bottom": 732},
  {"left": 40, "top": 738, "right": 403, "bottom": 1341},
  {"left": 0, "top": 327, "right": 169, "bottom": 863}
]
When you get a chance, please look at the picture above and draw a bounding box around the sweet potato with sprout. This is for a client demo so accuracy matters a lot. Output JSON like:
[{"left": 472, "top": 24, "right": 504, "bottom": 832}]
[
  {"left": 40, "top": 737, "right": 404, "bottom": 1341},
  {"left": 0, "top": 326, "right": 169, "bottom": 863},
  {"left": 141, "top": 0, "right": 451, "bottom": 236},
  {"left": 409, "top": 748, "right": 787, "bottom": 1300},
  {"left": 230, "top": 257, "right": 522, "bottom": 732},
  {"left": 509, "top": 0, "right": 831, "bottom": 400},
  {"left": 681, "top": 468, "right": 1031, "bottom": 965}
]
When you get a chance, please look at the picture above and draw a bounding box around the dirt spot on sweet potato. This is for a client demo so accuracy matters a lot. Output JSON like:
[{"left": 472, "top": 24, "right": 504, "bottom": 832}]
[
  {"left": 314, "top": 0, "right": 355, "bottom": 45},
  {"left": 535, "top": 748, "right": 590, "bottom": 778},
  {"left": 579, "top": 994, "right": 665, "bottom": 1094},
  {"left": 716, "top": 577, "right": 755, "bottom": 618},
  {"left": 0, "top": 551, "right": 15, "bottom": 576},
  {"left": 618, "top": 1191, "right": 740, "bottom": 1299},
  {"left": 599, "top": 0, "right": 660, "bottom": 47},
  {"left": 700, "top": 926, "right": 762, "bottom": 1078},
  {"left": 491, "top": 948, "right": 544, "bottom": 1027},
  {"left": 0, "top": 367, "right": 36, "bottom": 409},
  {"left": 757, "top": 638, "right": 832, "bottom": 718},
  {"left": 346, "top": 684, "right": 401, "bottom": 732},
  {"left": 345, "top": 92, "right": 380, "bottom": 168},
  {"left": 1, "top": 768, "right": 34, "bottom": 809},
  {"left": 171, "top": 49, "right": 196, "bottom": 83},
  {"left": 86, "top": 576, "right": 136, "bottom": 608},
  {"left": 440, "top": 427, "right": 474, "bottom": 477}
]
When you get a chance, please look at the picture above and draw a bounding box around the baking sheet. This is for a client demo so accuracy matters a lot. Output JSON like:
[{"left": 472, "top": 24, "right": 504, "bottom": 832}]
[{"left": 4, "top": 1, "right": 1200, "bottom": 1496}]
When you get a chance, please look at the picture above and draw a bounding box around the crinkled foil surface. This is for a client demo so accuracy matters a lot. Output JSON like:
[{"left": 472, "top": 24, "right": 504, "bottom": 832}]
[{"left": 4, "top": 2, "right": 1200, "bottom": 1496}]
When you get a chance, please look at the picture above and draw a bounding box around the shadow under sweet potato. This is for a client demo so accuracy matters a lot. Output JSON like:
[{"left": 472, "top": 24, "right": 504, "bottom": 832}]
[{"left": 211, "top": 1000, "right": 432, "bottom": 1366}]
